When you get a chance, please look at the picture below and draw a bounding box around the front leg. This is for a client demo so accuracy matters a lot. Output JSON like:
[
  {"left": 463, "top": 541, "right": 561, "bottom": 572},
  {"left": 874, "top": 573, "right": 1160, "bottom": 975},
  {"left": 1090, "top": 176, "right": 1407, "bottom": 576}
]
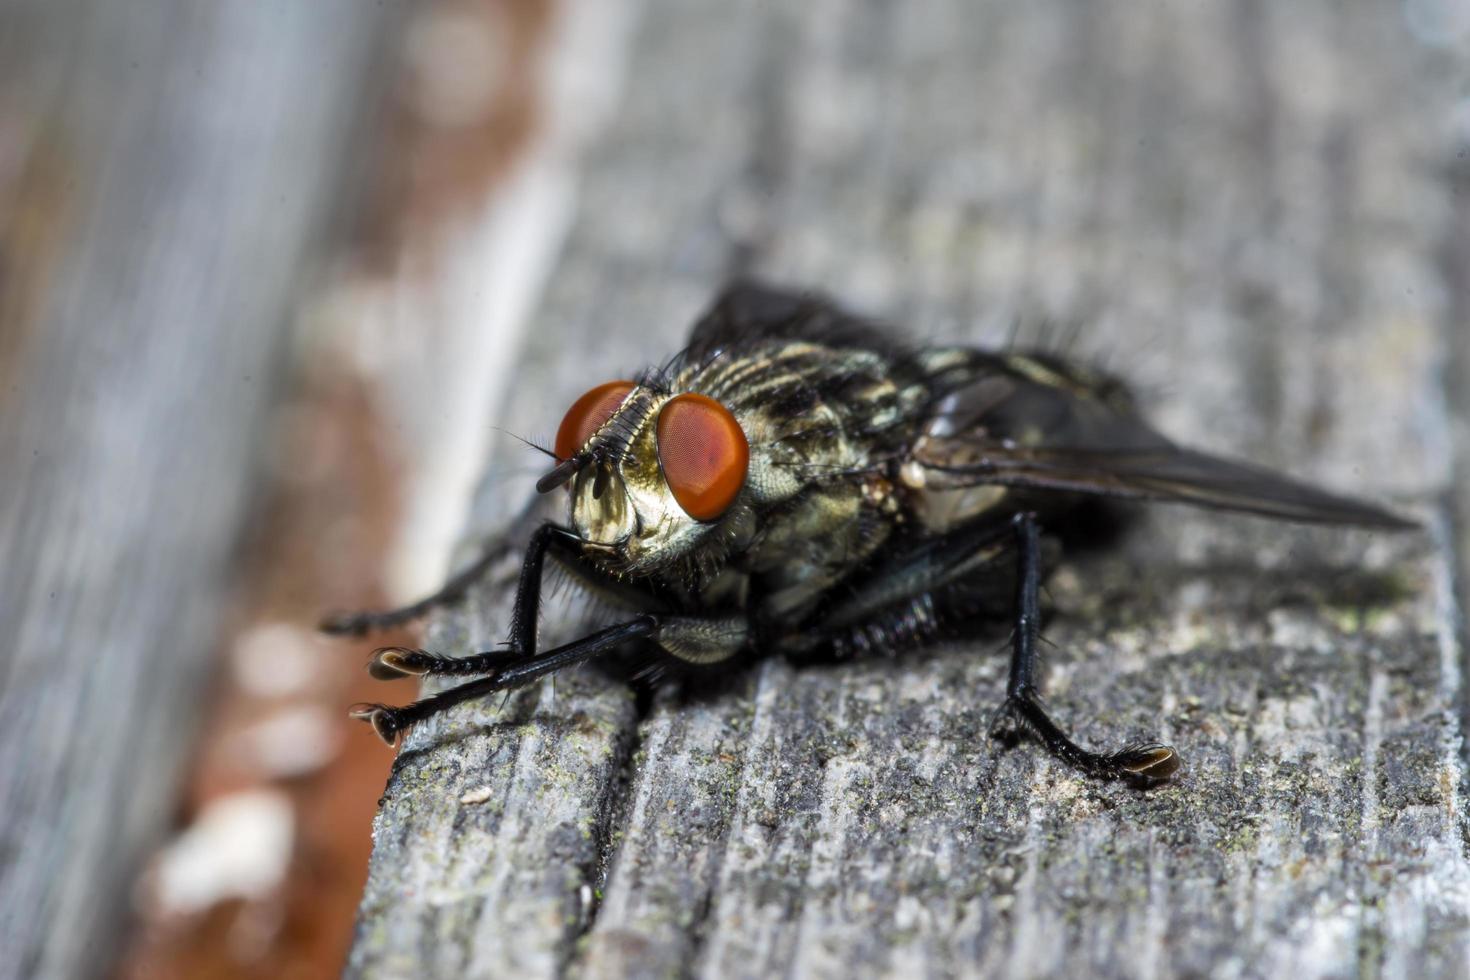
[
  {"left": 365, "top": 522, "right": 647, "bottom": 678},
  {"left": 352, "top": 614, "right": 662, "bottom": 743},
  {"left": 319, "top": 496, "right": 559, "bottom": 638},
  {"left": 353, "top": 613, "right": 749, "bottom": 743},
  {"left": 319, "top": 537, "right": 515, "bottom": 637},
  {"left": 349, "top": 520, "right": 752, "bottom": 743},
  {"left": 504, "top": 522, "right": 578, "bottom": 655}
]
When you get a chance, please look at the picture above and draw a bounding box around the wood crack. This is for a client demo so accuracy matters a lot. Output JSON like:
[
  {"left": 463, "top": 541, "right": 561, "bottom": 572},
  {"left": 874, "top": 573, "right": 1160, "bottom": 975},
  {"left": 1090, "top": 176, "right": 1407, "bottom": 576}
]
[{"left": 558, "top": 685, "right": 648, "bottom": 977}]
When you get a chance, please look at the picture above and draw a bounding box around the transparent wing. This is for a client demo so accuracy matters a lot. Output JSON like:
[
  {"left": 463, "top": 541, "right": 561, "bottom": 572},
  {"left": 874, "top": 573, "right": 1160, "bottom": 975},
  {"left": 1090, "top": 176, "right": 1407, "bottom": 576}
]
[{"left": 911, "top": 368, "right": 1414, "bottom": 529}]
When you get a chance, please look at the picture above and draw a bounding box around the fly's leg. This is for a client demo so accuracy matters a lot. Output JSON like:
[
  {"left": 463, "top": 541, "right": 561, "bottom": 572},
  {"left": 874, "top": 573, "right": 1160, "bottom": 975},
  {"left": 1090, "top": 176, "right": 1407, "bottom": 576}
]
[
  {"left": 502, "top": 522, "right": 574, "bottom": 655},
  {"left": 357, "top": 522, "right": 600, "bottom": 683},
  {"left": 351, "top": 615, "right": 661, "bottom": 743},
  {"left": 320, "top": 496, "right": 555, "bottom": 637},
  {"left": 786, "top": 512, "right": 1179, "bottom": 786},
  {"left": 347, "top": 516, "right": 747, "bottom": 741},
  {"left": 352, "top": 613, "right": 748, "bottom": 743},
  {"left": 320, "top": 541, "right": 512, "bottom": 636},
  {"left": 996, "top": 512, "right": 1180, "bottom": 786}
]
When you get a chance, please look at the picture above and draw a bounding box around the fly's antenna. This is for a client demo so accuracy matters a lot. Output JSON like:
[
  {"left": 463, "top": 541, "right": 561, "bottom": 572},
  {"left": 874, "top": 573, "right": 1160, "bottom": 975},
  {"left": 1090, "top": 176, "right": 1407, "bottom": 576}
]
[
  {"left": 534, "top": 384, "right": 651, "bottom": 494},
  {"left": 535, "top": 442, "right": 623, "bottom": 496},
  {"left": 536, "top": 453, "right": 590, "bottom": 493},
  {"left": 492, "top": 426, "right": 558, "bottom": 460}
]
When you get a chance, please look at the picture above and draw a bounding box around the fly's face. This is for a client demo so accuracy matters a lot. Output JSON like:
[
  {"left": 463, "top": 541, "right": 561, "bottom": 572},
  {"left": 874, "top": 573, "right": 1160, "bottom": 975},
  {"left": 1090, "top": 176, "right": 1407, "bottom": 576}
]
[{"left": 539, "top": 380, "right": 750, "bottom": 572}]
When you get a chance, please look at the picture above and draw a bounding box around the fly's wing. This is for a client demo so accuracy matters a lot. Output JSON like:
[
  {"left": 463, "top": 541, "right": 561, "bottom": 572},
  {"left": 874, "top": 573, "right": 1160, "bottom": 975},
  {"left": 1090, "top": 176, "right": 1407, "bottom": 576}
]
[
  {"left": 910, "top": 358, "right": 1415, "bottom": 530},
  {"left": 684, "top": 287, "right": 1413, "bottom": 529}
]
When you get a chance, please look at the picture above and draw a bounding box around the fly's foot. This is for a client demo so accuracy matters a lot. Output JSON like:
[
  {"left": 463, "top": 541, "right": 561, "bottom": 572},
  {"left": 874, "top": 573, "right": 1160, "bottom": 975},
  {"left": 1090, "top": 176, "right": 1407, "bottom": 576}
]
[
  {"left": 367, "top": 647, "right": 435, "bottom": 679},
  {"left": 349, "top": 703, "right": 407, "bottom": 745},
  {"left": 991, "top": 691, "right": 1183, "bottom": 788},
  {"left": 987, "top": 693, "right": 1029, "bottom": 744},
  {"left": 321, "top": 546, "right": 508, "bottom": 636},
  {"left": 368, "top": 646, "right": 529, "bottom": 680},
  {"left": 1106, "top": 743, "right": 1182, "bottom": 787},
  {"left": 356, "top": 647, "right": 535, "bottom": 744},
  {"left": 348, "top": 616, "right": 664, "bottom": 747}
]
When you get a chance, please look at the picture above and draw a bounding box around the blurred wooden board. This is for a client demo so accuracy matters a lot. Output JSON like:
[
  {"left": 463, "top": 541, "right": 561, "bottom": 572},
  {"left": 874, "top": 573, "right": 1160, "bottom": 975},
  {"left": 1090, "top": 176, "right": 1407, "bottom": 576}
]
[
  {"left": 0, "top": 2, "right": 400, "bottom": 978},
  {"left": 349, "top": 1, "right": 1470, "bottom": 977}
]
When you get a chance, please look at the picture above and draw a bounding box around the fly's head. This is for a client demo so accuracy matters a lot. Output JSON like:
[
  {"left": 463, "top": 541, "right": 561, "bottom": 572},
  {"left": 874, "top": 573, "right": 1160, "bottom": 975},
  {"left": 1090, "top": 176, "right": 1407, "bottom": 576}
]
[{"left": 536, "top": 379, "right": 751, "bottom": 575}]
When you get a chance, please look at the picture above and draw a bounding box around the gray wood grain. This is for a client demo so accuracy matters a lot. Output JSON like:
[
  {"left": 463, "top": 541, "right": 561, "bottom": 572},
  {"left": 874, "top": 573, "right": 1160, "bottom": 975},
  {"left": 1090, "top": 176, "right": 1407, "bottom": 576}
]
[
  {"left": 349, "top": 1, "right": 1470, "bottom": 977},
  {"left": 0, "top": 3, "right": 400, "bottom": 978}
]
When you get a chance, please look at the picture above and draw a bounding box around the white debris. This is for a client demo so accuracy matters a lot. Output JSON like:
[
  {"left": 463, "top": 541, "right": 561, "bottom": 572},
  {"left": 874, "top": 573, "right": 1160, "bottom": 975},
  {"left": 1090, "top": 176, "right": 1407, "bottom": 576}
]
[
  {"left": 153, "top": 790, "right": 294, "bottom": 916},
  {"left": 231, "top": 622, "right": 325, "bottom": 698},
  {"left": 459, "top": 785, "right": 496, "bottom": 805},
  {"left": 235, "top": 706, "right": 342, "bottom": 779}
]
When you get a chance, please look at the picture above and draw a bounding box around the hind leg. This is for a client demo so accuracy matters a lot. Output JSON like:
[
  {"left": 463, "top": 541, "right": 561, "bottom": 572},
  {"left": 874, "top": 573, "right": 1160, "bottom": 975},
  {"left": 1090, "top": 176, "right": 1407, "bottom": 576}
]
[
  {"left": 996, "top": 513, "right": 1179, "bottom": 785},
  {"left": 791, "top": 514, "right": 1180, "bottom": 786}
]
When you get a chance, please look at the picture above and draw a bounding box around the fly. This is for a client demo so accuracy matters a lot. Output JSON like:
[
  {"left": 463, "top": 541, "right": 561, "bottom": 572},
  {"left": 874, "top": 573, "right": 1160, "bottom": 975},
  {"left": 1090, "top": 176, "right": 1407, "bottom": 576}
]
[{"left": 324, "top": 282, "right": 1414, "bottom": 787}]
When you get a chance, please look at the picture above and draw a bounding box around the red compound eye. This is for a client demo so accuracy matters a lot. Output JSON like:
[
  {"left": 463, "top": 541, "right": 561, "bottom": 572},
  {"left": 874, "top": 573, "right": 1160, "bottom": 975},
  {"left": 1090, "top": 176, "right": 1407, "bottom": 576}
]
[
  {"left": 656, "top": 393, "right": 749, "bottom": 521},
  {"left": 555, "top": 381, "right": 636, "bottom": 461}
]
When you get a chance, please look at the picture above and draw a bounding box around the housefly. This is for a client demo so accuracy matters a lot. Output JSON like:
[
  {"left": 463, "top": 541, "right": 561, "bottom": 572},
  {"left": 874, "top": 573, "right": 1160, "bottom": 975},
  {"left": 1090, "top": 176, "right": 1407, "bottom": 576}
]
[{"left": 324, "top": 283, "right": 1413, "bottom": 786}]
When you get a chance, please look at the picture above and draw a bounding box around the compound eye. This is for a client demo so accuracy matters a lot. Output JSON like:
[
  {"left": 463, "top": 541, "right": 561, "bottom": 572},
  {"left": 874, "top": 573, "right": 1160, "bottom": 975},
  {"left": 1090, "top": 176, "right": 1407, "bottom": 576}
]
[
  {"left": 656, "top": 393, "right": 749, "bottom": 521},
  {"left": 555, "top": 381, "right": 636, "bottom": 461}
]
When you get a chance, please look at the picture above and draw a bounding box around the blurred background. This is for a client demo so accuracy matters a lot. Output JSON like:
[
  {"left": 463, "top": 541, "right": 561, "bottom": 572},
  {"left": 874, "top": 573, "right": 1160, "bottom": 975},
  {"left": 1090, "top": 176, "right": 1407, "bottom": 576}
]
[
  {"left": 0, "top": 0, "right": 599, "bottom": 976},
  {"left": 0, "top": 0, "right": 1467, "bottom": 978}
]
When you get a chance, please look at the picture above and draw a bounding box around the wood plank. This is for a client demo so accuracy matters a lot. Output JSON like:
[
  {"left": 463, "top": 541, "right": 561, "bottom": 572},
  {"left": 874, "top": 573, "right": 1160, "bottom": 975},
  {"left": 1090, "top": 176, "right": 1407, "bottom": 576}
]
[
  {"left": 0, "top": 3, "right": 400, "bottom": 978},
  {"left": 349, "top": 1, "right": 1469, "bottom": 976}
]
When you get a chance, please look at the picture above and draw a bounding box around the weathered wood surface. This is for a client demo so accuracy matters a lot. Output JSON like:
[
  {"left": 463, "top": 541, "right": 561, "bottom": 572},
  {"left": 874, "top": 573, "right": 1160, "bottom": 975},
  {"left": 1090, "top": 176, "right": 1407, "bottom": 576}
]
[
  {"left": 349, "top": 1, "right": 1470, "bottom": 977},
  {"left": 0, "top": 3, "right": 400, "bottom": 979}
]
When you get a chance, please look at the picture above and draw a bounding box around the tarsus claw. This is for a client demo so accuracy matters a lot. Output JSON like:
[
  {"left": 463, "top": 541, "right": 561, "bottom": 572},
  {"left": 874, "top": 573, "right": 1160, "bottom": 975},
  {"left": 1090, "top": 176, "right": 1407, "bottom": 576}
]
[
  {"left": 349, "top": 704, "right": 403, "bottom": 745},
  {"left": 368, "top": 647, "right": 432, "bottom": 680},
  {"left": 1110, "top": 743, "right": 1182, "bottom": 786}
]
